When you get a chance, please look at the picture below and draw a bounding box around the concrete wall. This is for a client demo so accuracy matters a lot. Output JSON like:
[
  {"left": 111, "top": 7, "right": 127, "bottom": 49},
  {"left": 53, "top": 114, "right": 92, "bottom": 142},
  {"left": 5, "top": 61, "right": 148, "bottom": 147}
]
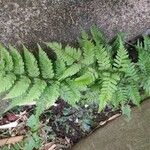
[{"left": 0, "top": 0, "right": 150, "bottom": 48}]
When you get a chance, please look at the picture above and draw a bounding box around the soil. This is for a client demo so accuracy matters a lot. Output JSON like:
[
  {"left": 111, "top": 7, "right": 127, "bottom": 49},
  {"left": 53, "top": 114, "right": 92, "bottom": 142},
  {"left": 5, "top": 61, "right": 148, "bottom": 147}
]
[{"left": 0, "top": 99, "right": 121, "bottom": 149}]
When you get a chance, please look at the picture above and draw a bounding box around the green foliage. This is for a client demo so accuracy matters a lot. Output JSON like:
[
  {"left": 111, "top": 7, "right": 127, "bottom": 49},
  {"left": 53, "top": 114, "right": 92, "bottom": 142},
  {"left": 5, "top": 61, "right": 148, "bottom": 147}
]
[
  {"left": 38, "top": 44, "right": 54, "bottom": 79},
  {"left": 0, "top": 73, "right": 16, "bottom": 93},
  {"left": 4, "top": 76, "right": 31, "bottom": 99},
  {"left": 0, "top": 27, "right": 150, "bottom": 121},
  {"left": 9, "top": 45, "right": 24, "bottom": 75},
  {"left": 0, "top": 43, "right": 13, "bottom": 72},
  {"left": 23, "top": 45, "right": 40, "bottom": 77},
  {"left": 58, "top": 63, "right": 81, "bottom": 81}
]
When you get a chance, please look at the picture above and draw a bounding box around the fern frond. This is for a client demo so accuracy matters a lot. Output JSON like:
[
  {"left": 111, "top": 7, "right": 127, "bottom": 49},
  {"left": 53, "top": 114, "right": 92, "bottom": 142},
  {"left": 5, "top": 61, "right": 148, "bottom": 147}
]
[
  {"left": 90, "top": 25, "right": 106, "bottom": 45},
  {"left": 9, "top": 45, "right": 24, "bottom": 75},
  {"left": 47, "top": 42, "right": 81, "bottom": 66},
  {"left": 143, "top": 36, "right": 150, "bottom": 51},
  {"left": 60, "top": 81, "right": 81, "bottom": 106},
  {"left": 113, "top": 39, "right": 129, "bottom": 71},
  {"left": 64, "top": 46, "right": 81, "bottom": 65},
  {"left": 125, "top": 62, "right": 139, "bottom": 81},
  {"left": 4, "top": 76, "right": 31, "bottom": 99},
  {"left": 23, "top": 45, "right": 40, "bottom": 77},
  {"left": 35, "top": 81, "right": 60, "bottom": 117},
  {"left": 38, "top": 44, "right": 54, "bottom": 79},
  {"left": 80, "top": 30, "right": 95, "bottom": 65},
  {"left": 84, "top": 86, "right": 100, "bottom": 103},
  {"left": 140, "top": 76, "right": 150, "bottom": 95},
  {"left": 95, "top": 46, "right": 111, "bottom": 71},
  {"left": 75, "top": 68, "right": 98, "bottom": 86},
  {"left": 11, "top": 78, "right": 47, "bottom": 107},
  {"left": 58, "top": 63, "right": 81, "bottom": 81},
  {"left": 55, "top": 59, "right": 66, "bottom": 78},
  {"left": 0, "top": 43, "right": 13, "bottom": 72},
  {"left": 111, "top": 84, "right": 128, "bottom": 107},
  {"left": 46, "top": 42, "right": 65, "bottom": 63},
  {"left": 127, "top": 83, "right": 141, "bottom": 106},
  {"left": 137, "top": 43, "right": 150, "bottom": 73},
  {"left": 0, "top": 73, "right": 16, "bottom": 93},
  {"left": 42, "top": 82, "right": 60, "bottom": 108},
  {"left": 121, "top": 104, "right": 131, "bottom": 120},
  {"left": 99, "top": 72, "right": 120, "bottom": 111},
  {"left": 22, "top": 78, "right": 47, "bottom": 102}
]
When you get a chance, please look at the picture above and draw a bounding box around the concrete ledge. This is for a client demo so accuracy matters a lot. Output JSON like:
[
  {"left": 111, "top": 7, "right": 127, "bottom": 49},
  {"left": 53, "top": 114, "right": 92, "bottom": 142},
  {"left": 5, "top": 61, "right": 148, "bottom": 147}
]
[{"left": 0, "top": 0, "right": 150, "bottom": 48}]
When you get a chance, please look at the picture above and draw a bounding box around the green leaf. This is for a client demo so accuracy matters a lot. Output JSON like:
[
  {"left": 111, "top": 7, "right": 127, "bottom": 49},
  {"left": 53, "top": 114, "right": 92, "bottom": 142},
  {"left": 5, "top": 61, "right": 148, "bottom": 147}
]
[
  {"left": 0, "top": 43, "right": 13, "bottom": 72},
  {"left": 127, "top": 83, "right": 141, "bottom": 106},
  {"left": 9, "top": 45, "right": 24, "bottom": 75},
  {"left": 36, "top": 82, "right": 60, "bottom": 116},
  {"left": 60, "top": 81, "right": 81, "bottom": 106},
  {"left": 10, "top": 79, "right": 46, "bottom": 107},
  {"left": 111, "top": 84, "right": 128, "bottom": 107},
  {"left": 75, "top": 68, "right": 97, "bottom": 86},
  {"left": 27, "top": 114, "right": 38, "bottom": 130},
  {"left": 21, "top": 78, "right": 47, "bottom": 104},
  {"left": 55, "top": 59, "right": 66, "bottom": 78},
  {"left": 4, "top": 76, "right": 31, "bottom": 99},
  {"left": 80, "top": 30, "right": 95, "bottom": 65},
  {"left": 95, "top": 46, "right": 111, "bottom": 71},
  {"left": 23, "top": 45, "right": 40, "bottom": 77},
  {"left": 121, "top": 104, "right": 131, "bottom": 121},
  {"left": 64, "top": 45, "right": 81, "bottom": 65},
  {"left": 38, "top": 44, "right": 54, "bottom": 79},
  {"left": 113, "top": 38, "right": 129, "bottom": 70},
  {"left": 91, "top": 25, "right": 106, "bottom": 45},
  {"left": 99, "top": 72, "right": 120, "bottom": 111},
  {"left": 59, "top": 63, "right": 81, "bottom": 81},
  {"left": 46, "top": 42, "right": 64, "bottom": 61},
  {"left": 0, "top": 73, "right": 16, "bottom": 93}
]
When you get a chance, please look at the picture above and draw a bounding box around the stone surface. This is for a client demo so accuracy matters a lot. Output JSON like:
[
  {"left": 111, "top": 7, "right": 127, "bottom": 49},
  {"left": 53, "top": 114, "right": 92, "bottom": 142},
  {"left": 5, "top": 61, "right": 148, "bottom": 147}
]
[
  {"left": 0, "top": 0, "right": 150, "bottom": 48},
  {"left": 72, "top": 100, "right": 150, "bottom": 150}
]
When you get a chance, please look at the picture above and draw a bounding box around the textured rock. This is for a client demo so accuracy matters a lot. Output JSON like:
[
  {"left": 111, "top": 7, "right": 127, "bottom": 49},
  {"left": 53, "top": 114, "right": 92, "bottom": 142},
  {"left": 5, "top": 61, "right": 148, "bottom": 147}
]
[
  {"left": 0, "top": 0, "right": 150, "bottom": 48},
  {"left": 72, "top": 100, "right": 150, "bottom": 150}
]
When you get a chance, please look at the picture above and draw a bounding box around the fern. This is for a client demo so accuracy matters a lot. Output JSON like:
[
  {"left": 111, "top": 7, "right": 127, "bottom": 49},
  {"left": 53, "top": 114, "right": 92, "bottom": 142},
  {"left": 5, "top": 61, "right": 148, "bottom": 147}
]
[
  {"left": 143, "top": 36, "right": 150, "bottom": 51},
  {"left": 80, "top": 30, "right": 95, "bottom": 65},
  {"left": 0, "top": 73, "right": 16, "bottom": 93},
  {"left": 41, "top": 82, "right": 60, "bottom": 108},
  {"left": 60, "top": 80, "right": 81, "bottom": 106},
  {"left": 111, "top": 84, "right": 128, "bottom": 107},
  {"left": 4, "top": 76, "right": 31, "bottom": 99},
  {"left": 91, "top": 25, "right": 106, "bottom": 46},
  {"left": 113, "top": 36, "right": 129, "bottom": 71},
  {"left": 64, "top": 45, "right": 81, "bottom": 65},
  {"left": 95, "top": 46, "right": 111, "bottom": 71},
  {"left": 23, "top": 45, "right": 40, "bottom": 77},
  {"left": 75, "top": 68, "right": 98, "bottom": 87},
  {"left": 10, "top": 79, "right": 47, "bottom": 107},
  {"left": 0, "top": 27, "right": 150, "bottom": 121},
  {"left": 55, "top": 59, "right": 66, "bottom": 78},
  {"left": 34, "top": 81, "right": 64, "bottom": 121},
  {"left": 9, "top": 45, "right": 24, "bottom": 75},
  {"left": 141, "top": 77, "right": 150, "bottom": 95},
  {"left": 47, "top": 42, "right": 81, "bottom": 66},
  {"left": 38, "top": 44, "right": 54, "bottom": 79},
  {"left": 0, "top": 44, "right": 13, "bottom": 72},
  {"left": 99, "top": 72, "right": 120, "bottom": 111},
  {"left": 58, "top": 63, "right": 81, "bottom": 81},
  {"left": 127, "top": 83, "right": 141, "bottom": 106}
]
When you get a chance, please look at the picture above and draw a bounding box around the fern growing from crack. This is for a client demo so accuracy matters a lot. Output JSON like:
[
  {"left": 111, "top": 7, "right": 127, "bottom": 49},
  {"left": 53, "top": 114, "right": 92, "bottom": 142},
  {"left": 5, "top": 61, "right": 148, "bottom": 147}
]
[{"left": 0, "top": 27, "right": 150, "bottom": 119}]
